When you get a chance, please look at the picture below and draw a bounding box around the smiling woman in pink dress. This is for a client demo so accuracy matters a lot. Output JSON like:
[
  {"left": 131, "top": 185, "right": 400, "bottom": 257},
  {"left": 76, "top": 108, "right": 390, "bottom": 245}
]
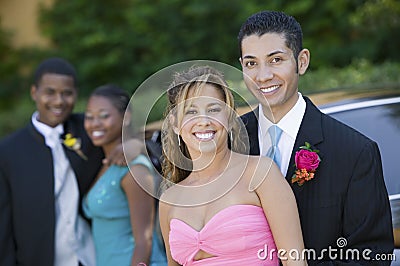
[{"left": 159, "top": 66, "right": 307, "bottom": 266}]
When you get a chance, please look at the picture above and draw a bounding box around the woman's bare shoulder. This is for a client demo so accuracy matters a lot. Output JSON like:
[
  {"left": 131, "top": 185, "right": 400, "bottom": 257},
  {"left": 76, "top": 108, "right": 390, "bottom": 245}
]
[
  {"left": 231, "top": 152, "right": 275, "bottom": 171},
  {"left": 233, "top": 154, "right": 278, "bottom": 191},
  {"left": 159, "top": 183, "right": 178, "bottom": 203}
]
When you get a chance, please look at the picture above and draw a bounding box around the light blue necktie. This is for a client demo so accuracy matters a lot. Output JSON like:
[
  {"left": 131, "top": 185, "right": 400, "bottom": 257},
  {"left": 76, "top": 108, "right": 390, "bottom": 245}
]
[{"left": 266, "top": 125, "right": 283, "bottom": 168}]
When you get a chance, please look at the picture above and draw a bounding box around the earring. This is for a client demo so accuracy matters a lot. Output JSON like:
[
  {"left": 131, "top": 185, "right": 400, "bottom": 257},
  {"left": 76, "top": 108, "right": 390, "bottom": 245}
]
[
  {"left": 230, "top": 130, "right": 233, "bottom": 141},
  {"left": 177, "top": 134, "right": 181, "bottom": 147}
]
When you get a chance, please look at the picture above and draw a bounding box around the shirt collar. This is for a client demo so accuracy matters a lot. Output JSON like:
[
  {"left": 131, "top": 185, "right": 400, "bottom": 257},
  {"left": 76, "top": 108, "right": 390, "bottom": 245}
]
[
  {"left": 258, "top": 92, "right": 306, "bottom": 139},
  {"left": 31, "top": 111, "right": 64, "bottom": 140}
]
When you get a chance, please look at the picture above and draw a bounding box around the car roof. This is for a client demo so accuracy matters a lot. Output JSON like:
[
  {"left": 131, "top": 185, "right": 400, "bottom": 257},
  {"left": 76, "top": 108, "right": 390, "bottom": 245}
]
[
  {"left": 319, "top": 95, "right": 400, "bottom": 114},
  {"left": 311, "top": 86, "right": 400, "bottom": 110}
]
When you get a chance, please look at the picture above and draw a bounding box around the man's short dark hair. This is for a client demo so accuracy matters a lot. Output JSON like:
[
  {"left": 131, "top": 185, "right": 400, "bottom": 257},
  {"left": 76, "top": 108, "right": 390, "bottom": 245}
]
[
  {"left": 33, "top": 57, "right": 78, "bottom": 87},
  {"left": 238, "top": 10, "right": 303, "bottom": 60}
]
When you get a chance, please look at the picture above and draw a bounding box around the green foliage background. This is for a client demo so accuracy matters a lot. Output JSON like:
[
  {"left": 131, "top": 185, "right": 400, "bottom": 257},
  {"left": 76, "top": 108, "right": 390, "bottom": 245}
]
[{"left": 1, "top": 0, "right": 400, "bottom": 137}]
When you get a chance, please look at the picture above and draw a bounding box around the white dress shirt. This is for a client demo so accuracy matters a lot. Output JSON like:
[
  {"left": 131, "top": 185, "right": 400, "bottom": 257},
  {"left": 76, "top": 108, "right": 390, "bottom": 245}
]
[
  {"left": 258, "top": 93, "right": 306, "bottom": 176},
  {"left": 32, "top": 112, "right": 95, "bottom": 266}
]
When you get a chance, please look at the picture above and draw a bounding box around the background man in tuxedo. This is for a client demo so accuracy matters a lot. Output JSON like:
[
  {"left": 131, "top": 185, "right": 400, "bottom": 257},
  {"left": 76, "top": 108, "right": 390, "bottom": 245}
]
[
  {"left": 0, "top": 57, "right": 134, "bottom": 266},
  {"left": 238, "top": 10, "right": 393, "bottom": 265}
]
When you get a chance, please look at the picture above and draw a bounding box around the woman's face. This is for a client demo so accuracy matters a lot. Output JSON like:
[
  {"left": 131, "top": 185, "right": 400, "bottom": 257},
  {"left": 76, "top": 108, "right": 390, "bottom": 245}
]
[
  {"left": 84, "top": 95, "right": 124, "bottom": 149},
  {"left": 176, "top": 84, "right": 230, "bottom": 157}
]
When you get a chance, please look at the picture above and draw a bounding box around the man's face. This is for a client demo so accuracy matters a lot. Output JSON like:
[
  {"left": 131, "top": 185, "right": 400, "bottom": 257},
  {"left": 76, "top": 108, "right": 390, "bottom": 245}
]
[
  {"left": 31, "top": 73, "right": 77, "bottom": 127},
  {"left": 240, "top": 33, "right": 309, "bottom": 121}
]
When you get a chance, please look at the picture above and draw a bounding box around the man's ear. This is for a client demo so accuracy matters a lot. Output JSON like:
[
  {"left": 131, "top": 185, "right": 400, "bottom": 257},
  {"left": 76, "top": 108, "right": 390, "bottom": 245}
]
[
  {"left": 297, "top": 48, "right": 310, "bottom": 75},
  {"left": 30, "top": 85, "right": 37, "bottom": 101}
]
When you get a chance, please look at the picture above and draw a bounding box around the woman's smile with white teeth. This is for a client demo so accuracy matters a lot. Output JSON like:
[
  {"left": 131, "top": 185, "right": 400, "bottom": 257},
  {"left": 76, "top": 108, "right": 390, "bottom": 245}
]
[
  {"left": 92, "top": 131, "right": 105, "bottom": 137},
  {"left": 194, "top": 131, "right": 215, "bottom": 140}
]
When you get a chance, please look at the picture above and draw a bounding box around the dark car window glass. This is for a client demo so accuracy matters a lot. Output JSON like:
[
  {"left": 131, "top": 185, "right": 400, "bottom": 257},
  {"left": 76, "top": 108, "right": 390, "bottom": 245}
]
[{"left": 327, "top": 102, "right": 400, "bottom": 195}]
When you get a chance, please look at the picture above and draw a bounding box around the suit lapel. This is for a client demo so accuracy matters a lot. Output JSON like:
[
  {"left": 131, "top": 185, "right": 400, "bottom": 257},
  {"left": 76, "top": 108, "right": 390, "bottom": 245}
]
[
  {"left": 62, "top": 118, "right": 79, "bottom": 168},
  {"left": 243, "top": 99, "right": 324, "bottom": 192},
  {"left": 241, "top": 108, "right": 260, "bottom": 155},
  {"left": 61, "top": 116, "right": 89, "bottom": 197},
  {"left": 27, "top": 120, "right": 56, "bottom": 198},
  {"left": 27, "top": 120, "right": 46, "bottom": 144},
  {"left": 285, "top": 97, "right": 324, "bottom": 191},
  {"left": 61, "top": 114, "right": 103, "bottom": 199}
]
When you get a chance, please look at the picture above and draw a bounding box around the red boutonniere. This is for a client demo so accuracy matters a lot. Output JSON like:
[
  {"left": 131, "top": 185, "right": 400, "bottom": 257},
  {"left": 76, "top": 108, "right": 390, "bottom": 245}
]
[
  {"left": 291, "top": 142, "right": 321, "bottom": 186},
  {"left": 62, "top": 133, "right": 88, "bottom": 160}
]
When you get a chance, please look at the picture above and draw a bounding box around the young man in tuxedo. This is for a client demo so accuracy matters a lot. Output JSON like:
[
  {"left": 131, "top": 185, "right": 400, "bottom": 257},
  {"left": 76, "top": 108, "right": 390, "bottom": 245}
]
[
  {"left": 238, "top": 11, "right": 394, "bottom": 265},
  {"left": 0, "top": 57, "right": 138, "bottom": 266}
]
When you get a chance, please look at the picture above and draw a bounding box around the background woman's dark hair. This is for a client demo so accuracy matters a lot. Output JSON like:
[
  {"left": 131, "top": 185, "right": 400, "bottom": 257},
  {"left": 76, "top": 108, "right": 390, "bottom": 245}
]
[
  {"left": 90, "top": 84, "right": 130, "bottom": 115},
  {"left": 90, "top": 83, "right": 136, "bottom": 140}
]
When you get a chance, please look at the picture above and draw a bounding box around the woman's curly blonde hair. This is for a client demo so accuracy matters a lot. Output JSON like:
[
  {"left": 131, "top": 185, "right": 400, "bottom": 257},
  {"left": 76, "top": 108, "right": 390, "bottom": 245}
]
[{"left": 161, "top": 65, "right": 249, "bottom": 185}]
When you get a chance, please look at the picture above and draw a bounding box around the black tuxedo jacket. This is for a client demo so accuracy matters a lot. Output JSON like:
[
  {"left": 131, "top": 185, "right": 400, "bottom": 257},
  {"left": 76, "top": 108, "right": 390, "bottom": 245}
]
[
  {"left": 241, "top": 96, "right": 394, "bottom": 265},
  {"left": 0, "top": 114, "right": 103, "bottom": 266}
]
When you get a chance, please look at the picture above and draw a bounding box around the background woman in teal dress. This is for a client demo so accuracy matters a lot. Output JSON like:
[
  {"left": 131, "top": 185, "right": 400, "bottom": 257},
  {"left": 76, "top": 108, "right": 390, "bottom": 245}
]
[{"left": 83, "top": 84, "right": 167, "bottom": 266}]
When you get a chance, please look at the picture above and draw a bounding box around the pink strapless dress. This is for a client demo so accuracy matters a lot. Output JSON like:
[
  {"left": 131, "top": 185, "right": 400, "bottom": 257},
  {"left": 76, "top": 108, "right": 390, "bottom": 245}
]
[{"left": 169, "top": 204, "right": 278, "bottom": 265}]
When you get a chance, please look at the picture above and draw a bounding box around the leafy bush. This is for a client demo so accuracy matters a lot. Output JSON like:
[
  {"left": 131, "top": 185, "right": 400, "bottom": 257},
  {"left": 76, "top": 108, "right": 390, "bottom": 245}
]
[
  {"left": 300, "top": 60, "right": 400, "bottom": 94},
  {"left": 37, "top": 0, "right": 400, "bottom": 96}
]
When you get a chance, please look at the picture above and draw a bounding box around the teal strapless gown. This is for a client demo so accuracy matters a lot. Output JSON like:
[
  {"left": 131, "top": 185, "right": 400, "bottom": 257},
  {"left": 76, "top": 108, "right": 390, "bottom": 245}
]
[{"left": 83, "top": 155, "right": 167, "bottom": 266}]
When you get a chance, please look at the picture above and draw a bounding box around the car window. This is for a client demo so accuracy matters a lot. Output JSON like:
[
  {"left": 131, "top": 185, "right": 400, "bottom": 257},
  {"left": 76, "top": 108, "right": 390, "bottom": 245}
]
[{"left": 326, "top": 102, "right": 400, "bottom": 196}]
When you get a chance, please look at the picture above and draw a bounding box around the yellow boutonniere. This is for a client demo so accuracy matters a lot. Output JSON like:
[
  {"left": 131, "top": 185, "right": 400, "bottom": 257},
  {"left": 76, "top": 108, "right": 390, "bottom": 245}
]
[{"left": 63, "top": 133, "right": 88, "bottom": 160}]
